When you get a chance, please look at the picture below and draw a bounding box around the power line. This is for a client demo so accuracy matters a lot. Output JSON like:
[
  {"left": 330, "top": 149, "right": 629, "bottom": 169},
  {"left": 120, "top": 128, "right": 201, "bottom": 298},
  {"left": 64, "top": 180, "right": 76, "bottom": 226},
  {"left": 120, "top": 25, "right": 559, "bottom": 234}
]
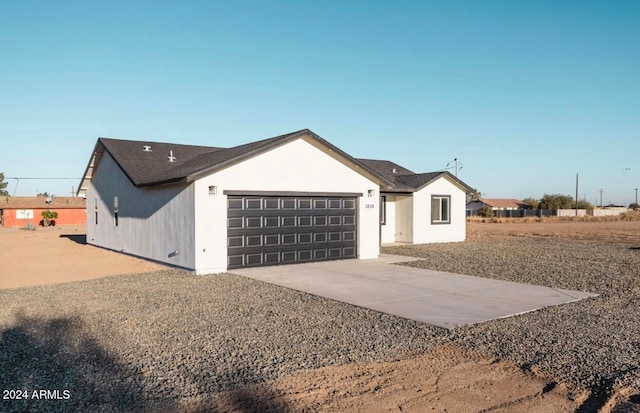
[
  {"left": 6, "top": 177, "right": 81, "bottom": 196},
  {"left": 6, "top": 177, "right": 80, "bottom": 180}
]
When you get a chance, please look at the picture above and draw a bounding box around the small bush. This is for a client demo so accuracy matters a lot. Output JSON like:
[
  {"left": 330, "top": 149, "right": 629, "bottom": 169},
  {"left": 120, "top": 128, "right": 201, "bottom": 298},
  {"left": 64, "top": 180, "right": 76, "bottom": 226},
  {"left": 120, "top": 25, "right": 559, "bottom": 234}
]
[
  {"left": 41, "top": 210, "right": 58, "bottom": 227},
  {"left": 22, "top": 222, "right": 36, "bottom": 231},
  {"left": 621, "top": 211, "right": 640, "bottom": 221},
  {"left": 478, "top": 205, "right": 495, "bottom": 218}
]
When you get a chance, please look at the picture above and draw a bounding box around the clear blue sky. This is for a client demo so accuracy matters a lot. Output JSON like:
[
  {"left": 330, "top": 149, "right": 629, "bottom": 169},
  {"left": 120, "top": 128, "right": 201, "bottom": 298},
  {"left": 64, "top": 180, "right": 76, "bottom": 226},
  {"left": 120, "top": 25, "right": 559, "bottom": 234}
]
[{"left": 1, "top": 1, "right": 638, "bottom": 206}]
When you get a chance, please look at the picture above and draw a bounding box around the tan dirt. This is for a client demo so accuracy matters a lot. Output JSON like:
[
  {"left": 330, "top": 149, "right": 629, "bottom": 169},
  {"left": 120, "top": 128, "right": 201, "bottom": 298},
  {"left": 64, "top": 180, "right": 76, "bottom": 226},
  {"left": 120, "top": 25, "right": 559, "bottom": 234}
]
[
  {"left": 5, "top": 222, "right": 636, "bottom": 411},
  {"left": 185, "top": 345, "right": 582, "bottom": 413},
  {"left": 0, "top": 225, "right": 163, "bottom": 289},
  {"left": 467, "top": 219, "right": 640, "bottom": 244}
]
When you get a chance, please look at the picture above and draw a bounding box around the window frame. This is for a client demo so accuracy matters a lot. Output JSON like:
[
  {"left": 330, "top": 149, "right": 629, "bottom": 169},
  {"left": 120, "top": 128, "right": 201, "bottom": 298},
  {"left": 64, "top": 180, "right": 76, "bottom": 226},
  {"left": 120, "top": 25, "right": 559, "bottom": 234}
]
[
  {"left": 380, "top": 195, "right": 386, "bottom": 225},
  {"left": 431, "top": 195, "right": 451, "bottom": 225}
]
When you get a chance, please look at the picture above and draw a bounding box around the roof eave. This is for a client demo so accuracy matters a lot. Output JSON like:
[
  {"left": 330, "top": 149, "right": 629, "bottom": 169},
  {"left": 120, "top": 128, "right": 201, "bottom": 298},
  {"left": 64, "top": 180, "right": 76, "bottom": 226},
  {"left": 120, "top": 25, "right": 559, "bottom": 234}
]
[
  {"left": 136, "top": 177, "right": 189, "bottom": 188},
  {"left": 183, "top": 129, "right": 396, "bottom": 189},
  {"left": 413, "top": 171, "right": 475, "bottom": 193},
  {"left": 97, "top": 138, "right": 150, "bottom": 188},
  {"left": 312, "top": 136, "right": 396, "bottom": 188}
]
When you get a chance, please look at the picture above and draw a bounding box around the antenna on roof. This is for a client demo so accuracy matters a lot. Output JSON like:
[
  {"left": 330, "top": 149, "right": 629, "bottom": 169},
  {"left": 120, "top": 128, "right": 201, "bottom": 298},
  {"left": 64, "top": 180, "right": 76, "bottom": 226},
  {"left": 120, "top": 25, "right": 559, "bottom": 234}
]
[
  {"left": 168, "top": 150, "right": 176, "bottom": 162},
  {"left": 143, "top": 145, "right": 152, "bottom": 152},
  {"left": 445, "top": 158, "right": 463, "bottom": 177}
]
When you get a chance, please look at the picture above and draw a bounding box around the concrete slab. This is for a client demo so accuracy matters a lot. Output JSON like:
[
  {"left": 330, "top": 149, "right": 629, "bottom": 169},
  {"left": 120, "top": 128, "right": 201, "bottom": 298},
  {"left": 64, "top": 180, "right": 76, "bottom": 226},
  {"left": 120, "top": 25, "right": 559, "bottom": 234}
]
[{"left": 230, "top": 254, "right": 598, "bottom": 329}]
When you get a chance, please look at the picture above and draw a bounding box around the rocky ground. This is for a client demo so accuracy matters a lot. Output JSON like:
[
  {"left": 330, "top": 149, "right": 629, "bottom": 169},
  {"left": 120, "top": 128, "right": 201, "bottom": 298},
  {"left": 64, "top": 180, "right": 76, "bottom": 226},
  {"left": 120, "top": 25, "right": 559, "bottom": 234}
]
[
  {"left": 386, "top": 238, "right": 640, "bottom": 412},
  {"left": 1, "top": 221, "right": 640, "bottom": 412}
]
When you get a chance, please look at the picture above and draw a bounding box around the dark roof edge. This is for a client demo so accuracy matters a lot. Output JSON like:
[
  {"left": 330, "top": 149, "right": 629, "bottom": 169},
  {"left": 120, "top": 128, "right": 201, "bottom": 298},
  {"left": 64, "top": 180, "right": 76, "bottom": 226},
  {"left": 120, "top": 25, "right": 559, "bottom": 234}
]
[
  {"left": 184, "top": 129, "right": 309, "bottom": 182},
  {"left": 312, "top": 135, "right": 397, "bottom": 188},
  {"left": 97, "top": 138, "right": 148, "bottom": 188},
  {"left": 76, "top": 139, "right": 102, "bottom": 196},
  {"left": 183, "top": 129, "right": 396, "bottom": 188},
  {"left": 413, "top": 171, "right": 476, "bottom": 193}
]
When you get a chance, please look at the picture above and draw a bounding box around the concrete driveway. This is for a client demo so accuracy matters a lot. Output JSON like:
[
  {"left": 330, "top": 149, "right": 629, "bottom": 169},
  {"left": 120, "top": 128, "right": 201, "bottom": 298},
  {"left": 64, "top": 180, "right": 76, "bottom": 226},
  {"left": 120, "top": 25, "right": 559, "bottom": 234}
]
[{"left": 231, "top": 255, "right": 597, "bottom": 329}]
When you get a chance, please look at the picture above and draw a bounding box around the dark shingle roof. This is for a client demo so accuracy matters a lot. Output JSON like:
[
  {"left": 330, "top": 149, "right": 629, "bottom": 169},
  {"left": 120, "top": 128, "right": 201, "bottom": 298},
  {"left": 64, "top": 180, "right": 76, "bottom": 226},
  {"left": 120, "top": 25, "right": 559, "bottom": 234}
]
[
  {"left": 99, "top": 138, "right": 223, "bottom": 186},
  {"left": 146, "top": 130, "right": 307, "bottom": 185},
  {"left": 356, "top": 159, "right": 474, "bottom": 193},
  {"left": 356, "top": 159, "right": 414, "bottom": 180},
  {"left": 88, "top": 129, "right": 473, "bottom": 194},
  {"left": 93, "top": 129, "right": 395, "bottom": 188},
  {"left": 395, "top": 172, "right": 444, "bottom": 189}
]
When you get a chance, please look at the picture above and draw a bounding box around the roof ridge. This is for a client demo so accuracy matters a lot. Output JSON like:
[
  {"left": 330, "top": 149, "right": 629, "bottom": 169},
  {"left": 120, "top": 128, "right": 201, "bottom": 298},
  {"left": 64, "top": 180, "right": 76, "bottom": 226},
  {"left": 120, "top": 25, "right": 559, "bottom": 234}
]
[
  {"left": 137, "top": 129, "right": 313, "bottom": 186},
  {"left": 99, "top": 137, "right": 223, "bottom": 150}
]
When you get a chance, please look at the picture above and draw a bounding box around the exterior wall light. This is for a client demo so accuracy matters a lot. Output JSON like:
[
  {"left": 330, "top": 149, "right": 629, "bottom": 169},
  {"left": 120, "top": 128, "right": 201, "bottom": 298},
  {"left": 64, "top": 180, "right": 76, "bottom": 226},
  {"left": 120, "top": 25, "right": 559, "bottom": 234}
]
[
  {"left": 368, "top": 189, "right": 375, "bottom": 197},
  {"left": 209, "top": 186, "right": 217, "bottom": 195}
]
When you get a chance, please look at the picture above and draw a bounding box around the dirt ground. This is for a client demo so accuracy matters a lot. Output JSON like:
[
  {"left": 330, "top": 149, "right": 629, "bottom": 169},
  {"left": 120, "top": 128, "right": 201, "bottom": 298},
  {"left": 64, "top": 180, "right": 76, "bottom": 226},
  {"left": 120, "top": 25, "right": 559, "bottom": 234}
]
[
  {"left": 0, "top": 225, "right": 163, "bottom": 289},
  {"left": 467, "top": 219, "right": 640, "bottom": 244},
  {"left": 3, "top": 221, "right": 639, "bottom": 411}
]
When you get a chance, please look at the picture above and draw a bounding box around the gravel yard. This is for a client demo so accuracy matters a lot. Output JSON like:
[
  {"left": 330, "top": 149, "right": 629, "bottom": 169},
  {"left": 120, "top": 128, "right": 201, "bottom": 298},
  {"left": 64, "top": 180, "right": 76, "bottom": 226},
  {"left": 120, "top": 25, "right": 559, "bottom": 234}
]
[
  {"left": 2, "top": 230, "right": 640, "bottom": 411},
  {"left": 385, "top": 239, "right": 640, "bottom": 411},
  {"left": 0, "top": 271, "right": 443, "bottom": 412}
]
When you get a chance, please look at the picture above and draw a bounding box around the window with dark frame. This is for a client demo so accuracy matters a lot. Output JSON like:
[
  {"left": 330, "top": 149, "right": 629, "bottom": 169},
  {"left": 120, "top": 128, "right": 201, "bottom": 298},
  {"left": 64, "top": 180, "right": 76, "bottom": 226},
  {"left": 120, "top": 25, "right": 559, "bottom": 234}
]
[
  {"left": 431, "top": 195, "right": 451, "bottom": 224},
  {"left": 380, "top": 195, "right": 386, "bottom": 225}
]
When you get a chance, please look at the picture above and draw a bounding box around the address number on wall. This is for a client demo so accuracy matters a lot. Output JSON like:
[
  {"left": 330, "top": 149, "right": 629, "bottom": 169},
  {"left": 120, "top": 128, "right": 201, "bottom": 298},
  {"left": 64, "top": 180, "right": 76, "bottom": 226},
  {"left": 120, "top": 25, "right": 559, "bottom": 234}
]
[{"left": 365, "top": 204, "right": 375, "bottom": 209}]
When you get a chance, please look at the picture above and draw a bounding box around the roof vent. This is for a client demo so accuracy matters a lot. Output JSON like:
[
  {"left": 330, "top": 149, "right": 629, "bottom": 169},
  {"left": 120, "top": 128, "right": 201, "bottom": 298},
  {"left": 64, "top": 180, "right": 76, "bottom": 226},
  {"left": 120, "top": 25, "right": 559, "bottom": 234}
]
[
  {"left": 391, "top": 168, "right": 398, "bottom": 174},
  {"left": 143, "top": 145, "right": 152, "bottom": 152},
  {"left": 168, "top": 150, "right": 176, "bottom": 162}
]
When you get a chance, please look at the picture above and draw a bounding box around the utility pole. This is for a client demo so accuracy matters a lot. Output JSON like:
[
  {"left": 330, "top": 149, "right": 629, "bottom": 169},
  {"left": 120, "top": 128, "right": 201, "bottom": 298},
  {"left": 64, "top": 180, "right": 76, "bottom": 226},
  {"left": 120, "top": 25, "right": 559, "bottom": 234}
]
[
  {"left": 599, "top": 189, "right": 604, "bottom": 208},
  {"left": 575, "top": 174, "right": 579, "bottom": 216},
  {"left": 635, "top": 188, "right": 638, "bottom": 206}
]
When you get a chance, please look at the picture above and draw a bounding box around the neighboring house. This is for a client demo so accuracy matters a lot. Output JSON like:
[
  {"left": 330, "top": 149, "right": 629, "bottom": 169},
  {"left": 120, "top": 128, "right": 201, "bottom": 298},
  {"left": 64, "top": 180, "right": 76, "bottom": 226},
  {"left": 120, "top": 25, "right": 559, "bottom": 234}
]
[
  {"left": 466, "top": 198, "right": 527, "bottom": 215},
  {"left": 0, "top": 196, "right": 86, "bottom": 227},
  {"left": 78, "top": 129, "right": 474, "bottom": 274}
]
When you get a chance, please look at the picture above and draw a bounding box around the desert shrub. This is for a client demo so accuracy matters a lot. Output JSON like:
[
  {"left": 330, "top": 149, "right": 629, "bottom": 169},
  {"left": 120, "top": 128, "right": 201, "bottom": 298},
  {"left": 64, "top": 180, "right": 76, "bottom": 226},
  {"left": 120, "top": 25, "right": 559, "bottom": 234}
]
[
  {"left": 478, "top": 205, "right": 495, "bottom": 218},
  {"left": 41, "top": 210, "right": 58, "bottom": 227},
  {"left": 22, "top": 222, "right": 36, "bottom": 231},
  {"left": 621, "top": 211, "right": 640, "bottom": 221}
]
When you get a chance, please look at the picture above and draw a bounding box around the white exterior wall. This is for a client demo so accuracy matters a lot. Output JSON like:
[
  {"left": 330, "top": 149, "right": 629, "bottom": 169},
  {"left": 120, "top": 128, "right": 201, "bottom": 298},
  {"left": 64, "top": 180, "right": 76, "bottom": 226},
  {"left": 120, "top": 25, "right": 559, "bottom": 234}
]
[
  {"left": 557, "top": 209, "right": 588, "bottom": 217},
  {"left": 590, "top": 208, "right": 629, "bottom": 217},
  {"left": 394, "top": 195, "right": 414, "bottom": 243},
  {"left": 193, "top": 136, "right": 381, "bottom": 274},
  {"left": 87, "top": 152, "right": 196, "bottom": 269},
  {"left": 412, "top": 177, "right": 467, "bottom": 243},
  {"left": 380, "top": 195, "right": 396, "bottom": 243}
]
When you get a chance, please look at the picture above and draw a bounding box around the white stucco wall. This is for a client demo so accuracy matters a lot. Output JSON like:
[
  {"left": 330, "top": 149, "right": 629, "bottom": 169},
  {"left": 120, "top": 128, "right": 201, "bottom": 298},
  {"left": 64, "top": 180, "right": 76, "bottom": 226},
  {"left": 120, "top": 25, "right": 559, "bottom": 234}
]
[
  {"left": 380, "top": 195, "right": 396, "bottom": 244},
  {"left": 412, "top": 177, "right": 467, "bottom": 243},
  {"left": 380, "top": 194, "right": 414, "bottom": 243},
  {"left": 192, "top": 136, "right": 381, "bottom": 274},
  {"left": 394, "top": 195, "right": 414, "bottom": 243},
  {"left": 87, "top": 152, "right": 196, "bottom": 269}
]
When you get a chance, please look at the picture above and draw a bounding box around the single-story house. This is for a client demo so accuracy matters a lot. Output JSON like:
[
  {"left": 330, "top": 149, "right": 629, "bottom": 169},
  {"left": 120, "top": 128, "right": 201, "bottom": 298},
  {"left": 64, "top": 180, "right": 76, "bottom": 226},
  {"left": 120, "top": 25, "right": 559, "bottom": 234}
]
[
  {"left": 466, "top": 198, "right": 527, "bottom": 214},
  {"left": 0, "top": 196, "right": 87, "bottom": 227},
  {"left": 78, "top": 129, "right": 474, "bottom": 274}
]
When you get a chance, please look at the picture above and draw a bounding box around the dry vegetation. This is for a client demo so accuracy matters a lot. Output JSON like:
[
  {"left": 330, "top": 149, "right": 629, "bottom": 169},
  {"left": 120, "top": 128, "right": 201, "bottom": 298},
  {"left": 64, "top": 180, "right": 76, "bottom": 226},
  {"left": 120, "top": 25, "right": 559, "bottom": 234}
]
[{"left": 468, "top": 210, "right": 640, "bottom": 224}]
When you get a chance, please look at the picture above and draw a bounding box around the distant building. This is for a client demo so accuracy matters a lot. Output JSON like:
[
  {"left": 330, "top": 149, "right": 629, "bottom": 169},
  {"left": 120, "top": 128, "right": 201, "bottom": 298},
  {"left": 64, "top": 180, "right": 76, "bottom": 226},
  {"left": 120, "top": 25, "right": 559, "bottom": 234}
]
[
  {"left": 0, "top": 196, "right": 86, "bottom": 227},
  {"left": 466, "top": 198, "right": 527, "bottom": 215}
]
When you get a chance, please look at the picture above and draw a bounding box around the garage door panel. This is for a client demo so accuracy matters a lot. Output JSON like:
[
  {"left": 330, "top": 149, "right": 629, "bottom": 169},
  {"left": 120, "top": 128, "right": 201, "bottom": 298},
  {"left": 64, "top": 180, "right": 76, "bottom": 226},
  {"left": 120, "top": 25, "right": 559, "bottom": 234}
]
[{"left": 227, "top": 195, "right": 358, "bottom": 269}]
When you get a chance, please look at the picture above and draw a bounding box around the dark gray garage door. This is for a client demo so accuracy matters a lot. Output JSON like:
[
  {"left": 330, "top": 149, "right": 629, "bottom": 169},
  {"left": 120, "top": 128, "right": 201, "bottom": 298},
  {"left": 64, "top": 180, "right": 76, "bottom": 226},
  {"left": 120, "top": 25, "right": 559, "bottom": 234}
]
[{"left": 227, "top": 195, "right": 357, "bottom": 269}]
